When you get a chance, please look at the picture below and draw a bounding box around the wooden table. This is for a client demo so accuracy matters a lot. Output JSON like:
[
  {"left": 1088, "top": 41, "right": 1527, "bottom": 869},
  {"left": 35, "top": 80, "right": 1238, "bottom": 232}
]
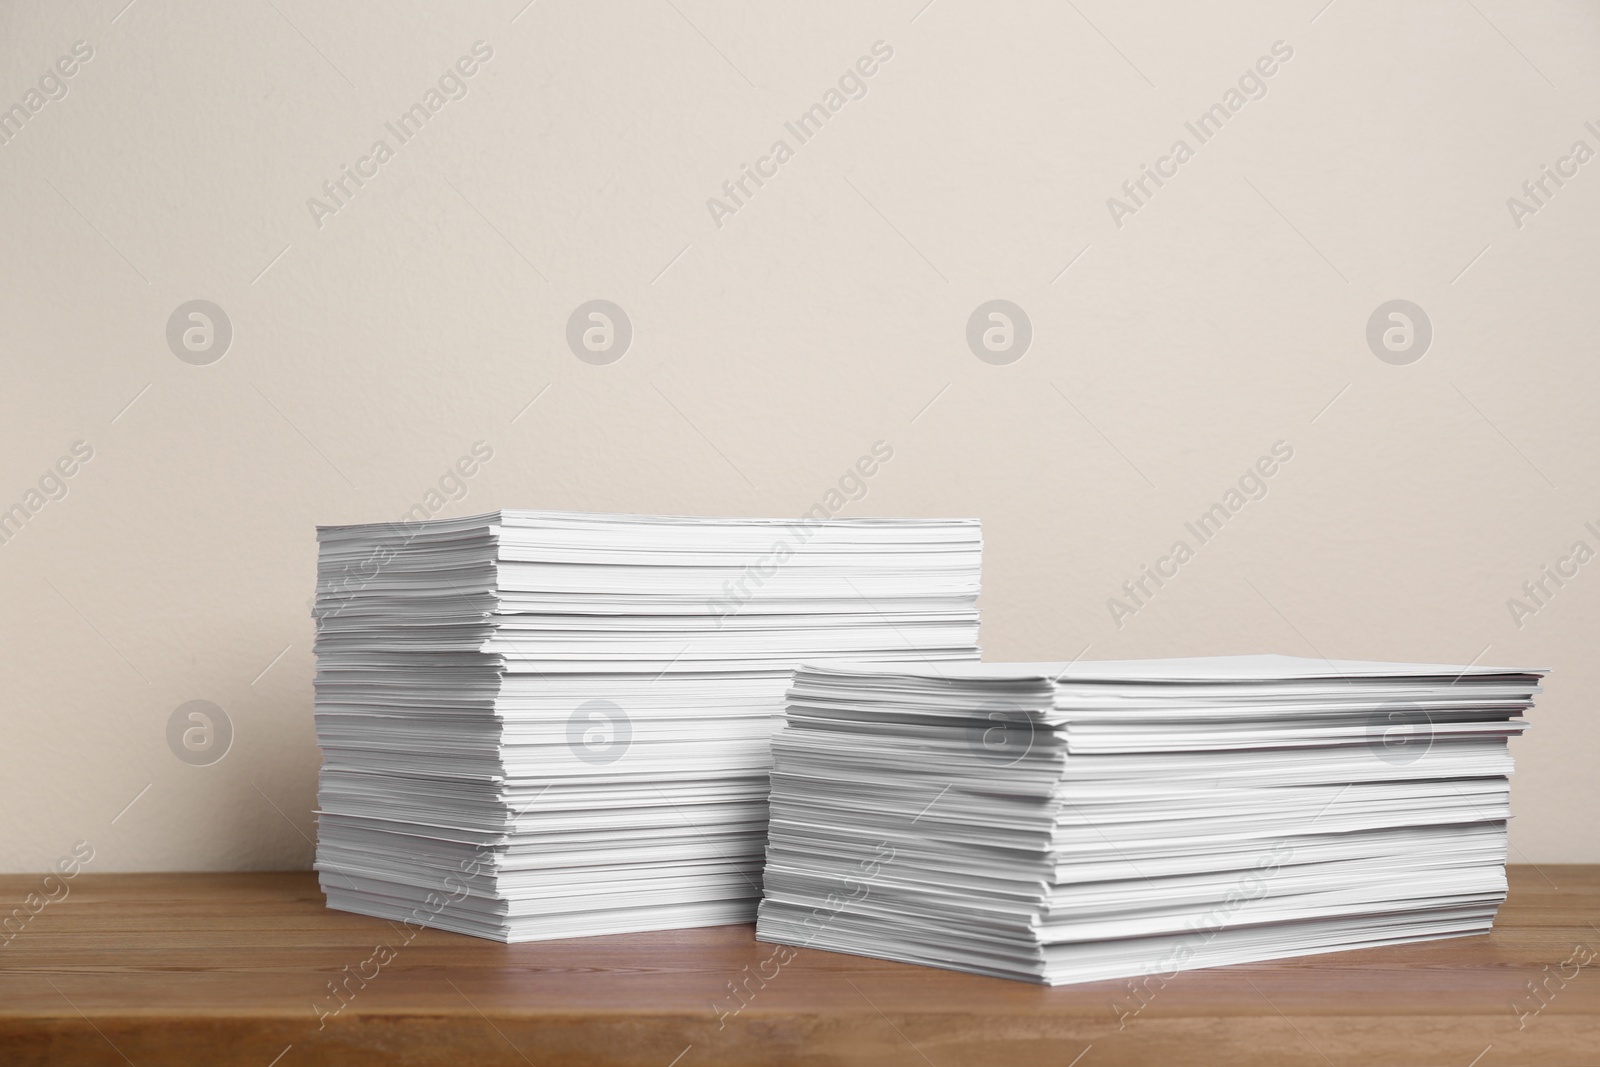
[{"left": 1, "top": 868, "right": 1596, "bottom": 1066}]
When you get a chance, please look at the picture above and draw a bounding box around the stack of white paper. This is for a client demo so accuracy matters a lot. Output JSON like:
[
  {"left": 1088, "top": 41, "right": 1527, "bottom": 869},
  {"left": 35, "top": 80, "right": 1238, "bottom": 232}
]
[
  {"left": 756, "top": 655, "right": 1544, "bottom": 984},
  {"left": 311, "top": 509, "right": 981, "bottom": 941}
]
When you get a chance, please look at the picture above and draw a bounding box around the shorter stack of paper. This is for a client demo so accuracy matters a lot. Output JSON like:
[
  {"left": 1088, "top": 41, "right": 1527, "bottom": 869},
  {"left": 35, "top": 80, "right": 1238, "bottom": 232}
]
[{"left": 757, "top": 655, "right": 1545, "bottom": 985}]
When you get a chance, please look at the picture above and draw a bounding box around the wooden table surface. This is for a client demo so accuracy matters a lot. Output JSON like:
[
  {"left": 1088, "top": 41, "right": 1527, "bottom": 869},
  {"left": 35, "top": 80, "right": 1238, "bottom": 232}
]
[{"left": 1, "top": 868, "right": 1596, "bottom": 1066}]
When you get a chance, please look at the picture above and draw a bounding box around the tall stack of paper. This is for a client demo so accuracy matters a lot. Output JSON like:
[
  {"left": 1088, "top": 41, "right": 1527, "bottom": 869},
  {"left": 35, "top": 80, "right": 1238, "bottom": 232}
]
[
  {"left": 757, "top": 655, "right": 1544, "bottom": 984},
  {"left": 311, "top": 509, "right": 981, "bottom": 941}
]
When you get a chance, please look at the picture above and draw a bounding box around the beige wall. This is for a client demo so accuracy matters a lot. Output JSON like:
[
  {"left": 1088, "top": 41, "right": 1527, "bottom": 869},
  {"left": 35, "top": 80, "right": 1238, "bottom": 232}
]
[{"left": 2, "top": 0, "right": 1596, "bottom": 872}]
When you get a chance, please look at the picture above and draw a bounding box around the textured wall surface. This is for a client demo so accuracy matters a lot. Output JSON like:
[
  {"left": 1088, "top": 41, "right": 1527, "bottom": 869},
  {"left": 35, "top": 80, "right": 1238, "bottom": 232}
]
[{"left": 1, "top": 0, "right": 1596, "bottom": 871}]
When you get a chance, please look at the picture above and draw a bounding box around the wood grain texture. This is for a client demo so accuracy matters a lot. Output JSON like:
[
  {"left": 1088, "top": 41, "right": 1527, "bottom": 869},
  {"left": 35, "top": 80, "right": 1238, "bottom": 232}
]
[{"left": 0, "top": 868, "right": 1596, "bottom": 1066}]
